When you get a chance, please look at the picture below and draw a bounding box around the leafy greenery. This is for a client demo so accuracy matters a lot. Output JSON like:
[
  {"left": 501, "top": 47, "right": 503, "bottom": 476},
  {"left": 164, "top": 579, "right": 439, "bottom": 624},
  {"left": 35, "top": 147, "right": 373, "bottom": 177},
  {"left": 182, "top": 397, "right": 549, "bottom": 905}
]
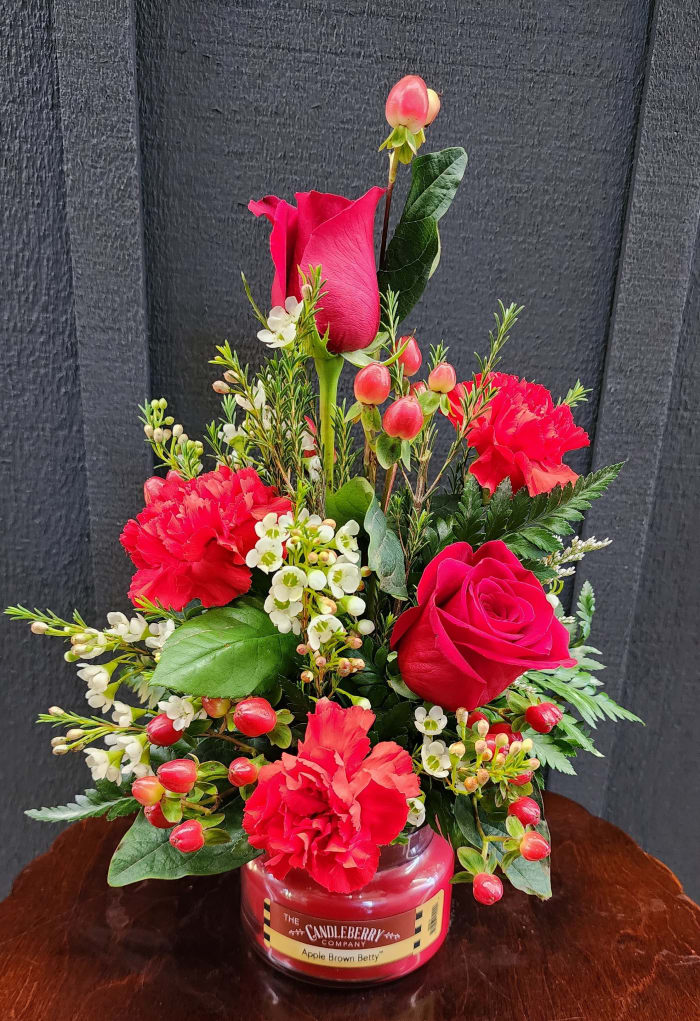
[
  {"left": 107, "top": 800, "right": 258, "bottom": 887},
  {"left": 151, "top": 598, "right": 298, "bottom": 698},
  {"left": 26, "top": 780, "right": 138, "bottom": 823},
  {"left": 326, "top": 477, "right": 374, "bottom": 528},
  {"left": 378, "top": 147, "right": 468, "bottom": 323},
  {"left": 364, "top": 497, "right": 408, "bottom": 600}
]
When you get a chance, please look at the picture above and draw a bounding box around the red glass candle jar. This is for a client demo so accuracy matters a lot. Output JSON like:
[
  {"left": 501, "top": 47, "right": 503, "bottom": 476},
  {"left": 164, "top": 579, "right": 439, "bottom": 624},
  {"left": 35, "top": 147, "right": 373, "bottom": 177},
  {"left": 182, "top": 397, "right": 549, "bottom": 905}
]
[{"left": 240, "top": 826, "right": 453, "bottom": 986}]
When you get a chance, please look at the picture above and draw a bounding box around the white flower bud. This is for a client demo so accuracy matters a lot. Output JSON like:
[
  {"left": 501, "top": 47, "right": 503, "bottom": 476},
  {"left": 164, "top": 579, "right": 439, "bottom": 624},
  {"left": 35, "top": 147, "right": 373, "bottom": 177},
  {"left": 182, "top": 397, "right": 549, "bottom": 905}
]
[
  {"left": 178, "top": 433, "right": 189, "bottom": 447},
  {"left": 152, "top": 427, "right": 164, "bottom": 443},
  {"left": 66, "top": 728, "right": 85, "bottom": 741},
  {"left": 301, "top": 283, "right": 313, "bottom": 300},
  {"left": 212, "top": 380, "right": 230, "bottom": 394},
  {"left": 52, "top": 745, "right": 69, "bottom": 756},
  {"left": 48, "top": 706, "right": 64, "bottom": 716},
  {"left": 344, "top": 595, "right": 366, "bottom": 617},
  {"left": 172, "top": 423, "right": 183, "bottom": 438},
  {"left": 476, "top": 719, "right": 489, "bottom": 737},
  {"left": 357, "top": 619, "right": 375, "bottom": 635},
  {"left": 162, "top": 429, "right": 172, "bottom": 441},
  {"left": 30, "top": 621, "right": 49, "bottom": 635},
  {"left": 50, "top": 735, "right": 66, "bottom": 747}
]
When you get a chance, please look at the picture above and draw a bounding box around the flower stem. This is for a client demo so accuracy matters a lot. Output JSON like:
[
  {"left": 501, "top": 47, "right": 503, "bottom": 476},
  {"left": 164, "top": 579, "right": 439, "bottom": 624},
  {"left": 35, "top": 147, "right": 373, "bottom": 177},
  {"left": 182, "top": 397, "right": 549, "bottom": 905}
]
[
  {"left": 314, "top": 353, "right": 343, "bottom": 490},
  {"left": 381, "top": 464, "right": 397, "bottom": 511},
  {"left": 379, "top": 150, "right": 399, "bottom": 270}
]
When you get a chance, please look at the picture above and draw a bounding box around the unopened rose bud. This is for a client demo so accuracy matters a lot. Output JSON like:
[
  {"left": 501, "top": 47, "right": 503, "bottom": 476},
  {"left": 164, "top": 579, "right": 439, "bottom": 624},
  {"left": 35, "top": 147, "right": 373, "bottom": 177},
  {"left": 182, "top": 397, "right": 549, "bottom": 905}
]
[
  {"left": 52, "top": 745, "right": 69, "bottom": 756},
  {"left": 476, "top": 768, "right": 490, "bottom": 786},
  {"left": 65, "top": 729, "right": 85, "bottom": 741},
  {"left": 296, "top": 643, "right": 308, "bottom": 655},
  {"left": 301, "top": 282, "right": 313, "bottom": 300},
  {"left": 449, "top": 741, "right": 466, "bottom": 758},
  {"left": 143, "top": 423, "right": 155, "bottom": 438},
  {"left": 30, "top": 621, "right": 49, "bottom": 635},
  {"left": 476, "top": 719, "right": 489, "bottom": 737},
  {"left": 48, "top": 706, "right": 64, "bottom": 716},
  {"left": 212, "top": 380, "right": 230, "bottom": 394},
  {"left": 300, "top": 670, "right": 314, "bottom": 684}
]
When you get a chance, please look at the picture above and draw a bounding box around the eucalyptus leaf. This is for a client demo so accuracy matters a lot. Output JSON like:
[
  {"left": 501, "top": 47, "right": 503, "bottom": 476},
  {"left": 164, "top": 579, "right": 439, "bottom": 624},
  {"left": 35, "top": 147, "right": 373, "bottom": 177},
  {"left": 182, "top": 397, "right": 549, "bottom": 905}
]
[
  {"left": 364, "top": 497, "right": 407, "bottom": 599},
  {"left": 151, "top": 598, "right": 297, "bottom": 698}
]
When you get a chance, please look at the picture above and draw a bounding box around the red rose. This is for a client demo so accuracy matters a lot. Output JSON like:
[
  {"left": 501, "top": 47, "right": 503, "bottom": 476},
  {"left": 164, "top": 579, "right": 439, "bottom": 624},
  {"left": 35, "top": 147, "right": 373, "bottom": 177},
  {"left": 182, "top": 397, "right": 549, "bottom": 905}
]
[
  {"left": 249, "top": 187, "right": 385, "bottom": 354},
  {"left": 120, "top": 466, "right": 291, "bottom": 611},
  {"left": 446, "top": 372, "right": 589, "bottom": 496},
  {"left": 390, "top": 541, "right": 575, "bottom": 711},
  {"left": 242, "top": 698, "right": 419, "bottom": 893}
]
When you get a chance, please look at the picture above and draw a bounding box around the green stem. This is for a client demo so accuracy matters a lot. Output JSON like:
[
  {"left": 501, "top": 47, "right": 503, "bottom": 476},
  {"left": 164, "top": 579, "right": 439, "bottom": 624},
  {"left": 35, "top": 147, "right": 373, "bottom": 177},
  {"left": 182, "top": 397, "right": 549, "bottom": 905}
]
[
  {"left": 314, "top": 354, "right": 343, "bottom": 490},
  {"left": 379, "top": 150, "right": 399, "bottom": 269}
]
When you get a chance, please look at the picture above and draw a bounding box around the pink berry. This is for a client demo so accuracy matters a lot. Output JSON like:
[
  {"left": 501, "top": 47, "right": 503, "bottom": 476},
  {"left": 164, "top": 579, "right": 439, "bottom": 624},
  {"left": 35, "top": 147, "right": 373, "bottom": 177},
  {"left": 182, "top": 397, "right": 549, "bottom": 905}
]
[
  {"left": 385, "top": 75, "right": 429, "bottom": 133},
  {"left": 233, "top": 697, "right": 277, "bottom": 737},
  {"left": 508, "top": 796, "right": 541, "bottom": 828},
  {"left": 425, "top": 88, "right": 441, "bottom": 126},
  {"left": 520, "top": 831, "right": 551, "bottom": 861},
  {"left": 509, "top": 771, "right": 533, "bottom": 787},
  {"left": 397, "top": 336, "right": 422, "bottom": 376},
  {"left": 383, "top": 396, "right": 424, "bottom": 440},
  {"left": 144, "top": 803, "right": 174, "bottom": 829},
  {"left": 409, "top": 381, "right": 427, "bottom": 397},
  {"left": 131, "top": 776, "right": 165, "bottom": 807},
  {"left": 525, "top": 702, "right": 563, "bottom": 734},
  {"left": 228, "top": 757, "right": 259, "bottom": 787},
  {"left": 428, "top": 362, "right": 457, "bottom": 394},
  {"left": 169, "top": 819, "right": 205, "bottom": 854},
  {"left": 157, "top": 758, "right": 198, "bottom": 794},
  {"left": 354, "top": 363, "right": 392, "bottom": 405},
  {"left": 201, "top": 697, "right": 231, "bottom": 719},
  {"left": 472, "top": 872, "right": 503, "bottom": 905},
  {"left": 146, "top": 713, "right": 181, "bottom": 747}
]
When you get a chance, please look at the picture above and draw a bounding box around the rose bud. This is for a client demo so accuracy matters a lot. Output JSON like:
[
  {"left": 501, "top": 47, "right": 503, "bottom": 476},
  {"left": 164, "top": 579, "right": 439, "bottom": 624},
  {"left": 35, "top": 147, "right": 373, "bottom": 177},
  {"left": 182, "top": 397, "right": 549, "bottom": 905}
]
[
  {"left": 146, "top": 713, "right": 181, "bottom": 747},
  {"left": 425, "top": 88, "right": 441, "bottom": 125},
  {"left": 525, "top": 702, "right": 564, "bottom": 734},
  {"left": 397, "top": 336, "right": 422, "bottom": 376},
  {"left": 169, "top": 819, "right": 206, "bottom": 854},
  {"left": 131, "top": 776, "right": 165, "bottom": 807},
  {"left": 228, "top": 757, "right": 259, "bottom": 788},
  {"left": 385, "top": 74, "right": 429, "bottom": 132},
  {"left": 157, "top": 758, "right": 198, "bottom": 794},
  {"left": 233, "top": 696, "right": 277, "bottom": 737},
  {"left": 520, "top": 831, "right": 551, "bottom": 861},
  {"left": 383, "top": 396, "right": 424, "bottom": 440},
  {"left": 428, "top": 362, "right": 457, "bottom": 394},
  {"left": 472, "top": 872, "right": 503, "bottom": 906},
  {"left": 507, "top": 796, "right": 541, "bottom": 828},
  {"left": 201, "top": 697, "right": 231, "bottom": 719},
  {"left": 354, "top": 363, "right": 392, "bottom": 405},
  {"left": 144, "top": 803, "right": 175, "bottom": 829}
]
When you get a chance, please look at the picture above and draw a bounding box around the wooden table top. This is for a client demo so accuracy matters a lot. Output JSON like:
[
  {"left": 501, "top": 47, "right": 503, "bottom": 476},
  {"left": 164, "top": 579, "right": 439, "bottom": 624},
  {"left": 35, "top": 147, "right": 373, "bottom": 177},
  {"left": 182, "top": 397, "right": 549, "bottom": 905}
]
[{"left": 0, "top": 792, "right": 698, "bottom": 1021}]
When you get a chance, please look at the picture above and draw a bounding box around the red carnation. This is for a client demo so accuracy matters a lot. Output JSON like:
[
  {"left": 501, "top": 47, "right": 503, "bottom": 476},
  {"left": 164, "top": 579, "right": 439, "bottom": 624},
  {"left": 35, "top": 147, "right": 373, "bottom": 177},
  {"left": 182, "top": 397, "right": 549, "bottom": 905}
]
[
  {"left": 242, "top": 698, "right": 420, "bottom": 893},
  {"left": 391, "top": 541, "right": 575, "bottom": 711},
  {"left": 446, "top": 372, "right": 589, "bottom": 496},
  {"left": 120, "top": 466, "right": 291, "bottom": 611}
]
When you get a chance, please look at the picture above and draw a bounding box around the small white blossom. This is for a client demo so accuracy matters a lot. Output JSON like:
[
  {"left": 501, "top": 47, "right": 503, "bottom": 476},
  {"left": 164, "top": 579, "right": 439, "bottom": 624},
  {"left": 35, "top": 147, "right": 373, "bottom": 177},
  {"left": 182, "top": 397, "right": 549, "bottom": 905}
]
[
  {"left": 407, "top": 797, "right": 426, "bottom": 828},
  {"left": 335, "top": 521, "right": 360, "bottom": 563},
  {"left": 343, "top": 595, "right": 366, "bottom": 617},
  {"left": 77, "top": 663, "right": 110, "bottom": 692},
  {"left": 357, "top": 619, "right": 375, "bottom": 635},
  {"left": 235, "top": 380, "right": 269, "bottom": 420},
  {"left": 264, "top": 593, "right": 303, "bottom": 634},
  {"left": 111, "top": 701, "right": 134, "bottom": 728},
  {"left": 157, "top": 694, "right": 201, "bottom": 732},
  {"left": 271, "top": 565, "right": 307, "bottom": 603},
  {"left": 414, "top": 705, "right": 448, "bottom": 736},
  {"left": 106, "top": 612, "right": 148, "bottom": 643},
  {"left": 326, "top": 559, "right": 362, "bottom": 599},
  {"left": 306, "top": 569, "right": 327, "bottom": 591},
  {"left": 256, "top": 298, "right": 302, "bottom": 349},
  {"left": 145, "top": 619, "right": 176, "bottom": 650},
  {"left": 307, "top": 614, "right": 345, "bottom": 651},
  {"left": 85, "top": 679, "right": 118, "bottom": 713},
  {"left": 305, "top": 455, "right": 322, "bottom": 481},
  {"left": 246, "top": 537, "right": 284, "bottom": 573},
  {"left": 84, "top": 747, "right": 121, "bottom": 783},
  {"left": 254, "top": 512, "right": 291, "bottom": 542},
  {"left": 421, "top": 739, "right": 451, "bottom": 778},
  {"left": 74, "top": 628, "right": 109, "bottom": 659}
]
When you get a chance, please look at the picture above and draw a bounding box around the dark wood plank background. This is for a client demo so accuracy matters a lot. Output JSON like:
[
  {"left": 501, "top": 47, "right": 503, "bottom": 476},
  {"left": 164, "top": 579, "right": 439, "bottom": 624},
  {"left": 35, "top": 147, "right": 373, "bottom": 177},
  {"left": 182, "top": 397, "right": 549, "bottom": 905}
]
[{"left": 2, "top": 0, "right": 698, "bottom": 900}]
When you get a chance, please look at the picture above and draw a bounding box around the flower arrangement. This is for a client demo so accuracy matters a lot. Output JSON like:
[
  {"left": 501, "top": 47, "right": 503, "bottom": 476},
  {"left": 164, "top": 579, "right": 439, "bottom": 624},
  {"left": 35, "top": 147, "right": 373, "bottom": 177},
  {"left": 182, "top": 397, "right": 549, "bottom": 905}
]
[{"left": 8, "top": 74, "right": 640, "bottom": 921}]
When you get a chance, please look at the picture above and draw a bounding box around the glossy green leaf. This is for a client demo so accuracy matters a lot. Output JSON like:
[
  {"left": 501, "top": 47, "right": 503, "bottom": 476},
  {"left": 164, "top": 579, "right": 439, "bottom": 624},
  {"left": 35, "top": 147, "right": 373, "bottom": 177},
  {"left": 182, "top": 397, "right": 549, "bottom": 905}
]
[
  {"left": 378, "top": 147, "right": 468, "bottom": 323},
  {"left": 151, "top": 598, "right": 297, "bottom": 698},
  {"left": 325, "top": 477, "right": 375, "bottom": 528},
  {"left": 107, "top": 800, "right": 258, "bottom": 887},
  {"left": 364, "top": 497, "right": 407, "bottom": 599}
]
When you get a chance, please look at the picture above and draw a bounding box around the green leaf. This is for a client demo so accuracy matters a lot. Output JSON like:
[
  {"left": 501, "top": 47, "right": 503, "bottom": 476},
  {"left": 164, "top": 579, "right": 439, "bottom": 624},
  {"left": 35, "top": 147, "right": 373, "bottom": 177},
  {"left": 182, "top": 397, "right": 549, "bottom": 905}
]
[
  {"left": 378, "top": 147, "right": 468, "bottom": 323},
  {"left": 451, "top": 870, "right": 474, "bottom": 884},
  {"left": 457, "top": 846, "right": 486, "bottom": 874},
  {"left": 107, "top": 800, "right": 258, "bottom": 887},
  {"left": 326, "top": 477, "right": 375, "bottom": 528},
  {"left": 26, "top": 780, "right": 138, "bottom": 823},
  {"left": 576, "top": 580, "right": 595, "bottom": 641},
  {"left": 376, "top": 433, "right": 401, "bottom": 469},
  {"left": 387, "top": 673, "right": 420, "bottom": 700},
  {"left": 151, "top": 598, "right": 298, "bottom": 698},
  {"left": 529, "top": 733, "right": 577, "bottom": 775},
  {"left": 267, "top": 720, "right": 293, "bottom": 749},
  {"left": 364, "top": 497, "right": 408, "bottom": 599}
]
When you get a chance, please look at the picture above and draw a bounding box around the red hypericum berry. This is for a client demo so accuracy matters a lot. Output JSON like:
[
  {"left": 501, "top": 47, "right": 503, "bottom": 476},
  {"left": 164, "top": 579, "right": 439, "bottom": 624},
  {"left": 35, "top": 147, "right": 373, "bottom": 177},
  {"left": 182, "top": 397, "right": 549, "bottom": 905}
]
[
  {"left": 508, "top": 796, "right": 541, "bottom": 828},
  {"left": 157, "top": 758, "right": 198, "bottom": 794},
  {"left": 428, "top": 362, "right": 457, "bottom": 394},
  {"left": 425, "top": 88, "right": 441, "bottom": 126},
  {"left": 131, "top": 776, "right": 165, "bottom": 807},
  {"left": 409, "top": 381, "right": 427, "bottom": 397},
  {"left": 509, "top": 771, "right": 533, "bottom": 787},
  {"left": 354, "top": 363, "right": 392, "bottom": 405},
  {"left": 520, "top": 831, "right": 551, "bottom": 861},
  {"left": 383, "top": 396, "right": 424, "bottom": 440},
  {"left": 397, "top": 336, "right": 422, "bottom": 376},
  {"left": 385, "top": 75, "right": 429, "bottom": 132},
  {"left": 467, "top": 710, "right": 488, "bottom": 729},
  {"left": 146, "top": 713, "right": 181, "bottom": 747},
  {"left": 233, "top": 697, "right": 277, "bottom": 737},
  {"left": 472, "top": 872, "right": 503, "bottom": 905},
  {"left": 525, "top": 702, "right": 564, "bottom": 734},
  {"left": 490, "top": 722, "right": 523, "bottom": 745},
  {"left": 201, "top": 697, "right": 231, "bottom": 719},
  {"left": 228, "top": 757, "right": 259, "bottom": 788},
  {"left": 169, "top": 819, "right": 205, "bottom": 854},
  {"left": 144, "top": 803, "right": 174, "bottom": 829}
]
